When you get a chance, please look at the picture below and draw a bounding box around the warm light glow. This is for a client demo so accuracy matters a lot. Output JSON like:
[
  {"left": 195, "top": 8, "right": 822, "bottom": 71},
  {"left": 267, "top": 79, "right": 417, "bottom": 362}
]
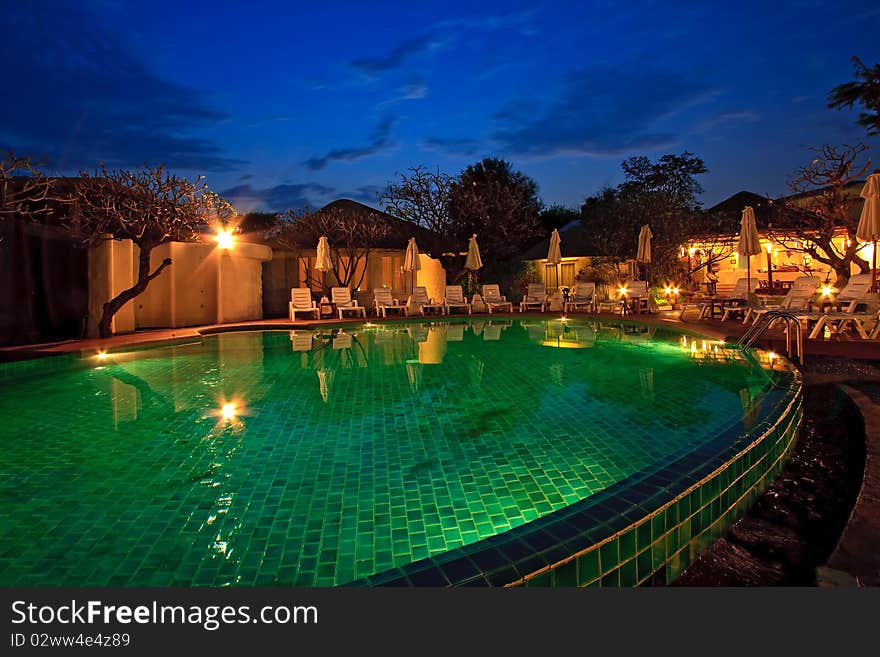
[
  {"left": 618, "top": 286, "right": 628, "bottom": 297},
  {"left": 96, "top": 350, "right": 108, "bottom": 360},
  {"left": 768, "top": 352, "right": 777, "bottom": 361},
  {"left": 821, "top": 285, "right": 834, "bottom": 298},
  {"left": 664, "top": 286, "right": 672, "bottom": 296},
  {"left": 559, "top": 315, "right": 569, "bottom": 322},
  {"left": 221, "top": 403, "right": 236, "bottom": 420},
  {"left": 688, "top": 247, "right": 696, "bottom": 257},
  {"left": 216, "top": 229, "right": 235, "bottom": 249},
  {"left": 672, "top": 287, "right": 679, "bottom": 295},
  {"left": 765, "top": 242, "right": 773, "bottom": 253},
  {"left": 364, "top": 322, "right": 374, "bottom": 327}
]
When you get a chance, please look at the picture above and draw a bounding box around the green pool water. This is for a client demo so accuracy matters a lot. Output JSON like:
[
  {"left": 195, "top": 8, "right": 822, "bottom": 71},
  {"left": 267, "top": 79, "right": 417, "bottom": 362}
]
[{"left": 0, "top": 319, "right": 781, "bottom": 586}]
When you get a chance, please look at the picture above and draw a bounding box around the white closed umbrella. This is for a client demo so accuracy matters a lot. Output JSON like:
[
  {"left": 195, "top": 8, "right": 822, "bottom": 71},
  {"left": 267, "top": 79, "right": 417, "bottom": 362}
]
[
  {"left": 737, "top": 207, "right": 761, "bottom": 296},
  {"left": 403, "top": 237, "right": 421, "bottom": 293},
  {"left": 857, "top": 173, "right": 880, "bottom": 292},
  {"left": 636, "top": 224, "right": 652, "bottom": 281},
  {"left": 315, "top": 235, "right": 334, "bottom": 295},
  {"left": 464, "top": 234, "right": 483, "bottom": 292},
  {"left": 547, "top": 228, "right": 562, "bottom": 291}
]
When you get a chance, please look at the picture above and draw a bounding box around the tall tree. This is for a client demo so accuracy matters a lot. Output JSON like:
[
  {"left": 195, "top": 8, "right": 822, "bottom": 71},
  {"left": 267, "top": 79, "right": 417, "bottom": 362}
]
[
  {"left": 539, "top": 204, "right": 579, "bottom": 234},
  {"left": 828, "top": 56, "right": 880, "bottom": 136},
  {"left": 0, "top": 151, "right": 58, "bottom": 233},
  {"left": 581, "top": 152, "right": 710, "bottom": 282},
  {"left": 69, "top": 165, "right": 221, "bottom": 337},
  {"left": 275, "top": 205, "right": 390, "bottom": 292},
  {"left": 380, "top": 165, "right": 453, "bottom": 237},
  {"left": 448, "top": 158, "right": 543, "bottom": 264},
  {"left": 774, "top": 143, "right": 872, "bottom": 288}
]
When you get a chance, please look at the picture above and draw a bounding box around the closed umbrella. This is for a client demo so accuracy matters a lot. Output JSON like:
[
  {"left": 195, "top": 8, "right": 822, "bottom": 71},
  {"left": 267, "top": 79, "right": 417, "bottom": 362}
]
[
  {"left": 464, "top": 234, "right": 483, "bottom": 292},
  {"left": 737, "top": 207, "right": 761, "bottom": 298},
  {"left": 857, "top": 173, "right": 880, "bottom": 292},
  {"left": 547, "top": 228, "right": 562, "bottom": 291},
  {"left": 636, "top": 224, "right": 652, "bottom": 281},
  {"left": 315, "top": 235, "right": 334, "bottom": 295},
  {"left": 403, "top": 237, "right": 421, "bottom": 293}
]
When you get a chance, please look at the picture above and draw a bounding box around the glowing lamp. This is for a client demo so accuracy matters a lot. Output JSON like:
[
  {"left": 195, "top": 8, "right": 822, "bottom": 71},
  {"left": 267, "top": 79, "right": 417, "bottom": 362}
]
[
  {"left": 672, "top": 287, "right": 679, "bottom": 295},
  {"left": 96, "top": 350, "right": 108, "bottom": 360},
  {"left": 821, "top": 286, "right": 833, "bottom": 298},
  {"left": 688, "top": 247, "right": 696, "bottom": 257},
  {"left": 216, "top": 229, "right": 235, "bottom": 249},
  {"left": 765, "top": 242, "right": 773, "bottom": 254},
  {"left": 664, "top": 286, "right": 672, "bottom": 296},
  {"left": 221, "top": 403, "right": 236, "bottom": 420},
  {"left": 618, "top": 286, "right": 628, "bottom": 297}
]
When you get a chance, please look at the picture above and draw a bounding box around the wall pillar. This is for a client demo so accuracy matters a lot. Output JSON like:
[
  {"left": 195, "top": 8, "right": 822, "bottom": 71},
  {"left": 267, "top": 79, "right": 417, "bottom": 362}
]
[{"left": 87, "top": 237, "right": 135, "bottom": 337}]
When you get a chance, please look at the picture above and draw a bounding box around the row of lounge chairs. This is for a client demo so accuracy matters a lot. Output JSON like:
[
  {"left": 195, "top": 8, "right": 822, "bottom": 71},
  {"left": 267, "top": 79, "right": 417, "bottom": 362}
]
[
  {"left": 289, "top": 282, "right": 609, "bottom": 320},
  {"left": 682, "top": 274, "right": 880, "bottom": 339}
]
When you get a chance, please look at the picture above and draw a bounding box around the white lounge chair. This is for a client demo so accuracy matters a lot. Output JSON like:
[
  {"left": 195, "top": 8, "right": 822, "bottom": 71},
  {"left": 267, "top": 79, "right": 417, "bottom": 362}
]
[
  {"left": 564, "top": 282, "right": 597, "bottom": 313},
  {"left": 519, "top": 283, "right": 547, "bottom": 312},
  {"left": 741, "top": 276, "right": 820, "bottom": 325},
  {"left": 482, "top": 284, "right": 513, "bottom": 313},
  {"left": 794, "top": 274, "right": 877, "bottom": 338},
  {"left": 331, "top": 287, "right": 367, "bottom": 319},
  {"left": 444, "top": 285, "right": 472, "bottom": 314},
  {"left": 373, "top": 287, "right": 408, "bottom": 317},
  {"left": 409, "top": 286, "right": 444, "bottom": 315},
  {"left": 289, "top": 288, "right": 319, "bottom": 321}
]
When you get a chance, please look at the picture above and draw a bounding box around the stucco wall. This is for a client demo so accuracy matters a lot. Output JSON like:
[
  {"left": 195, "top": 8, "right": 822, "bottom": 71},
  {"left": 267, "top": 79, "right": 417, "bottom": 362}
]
[
  {"left": 87, "top": 238, "right": 135, "bottom": 337},
  {"left": 88, "top": 238, "right": 272, "bottom": 333}
]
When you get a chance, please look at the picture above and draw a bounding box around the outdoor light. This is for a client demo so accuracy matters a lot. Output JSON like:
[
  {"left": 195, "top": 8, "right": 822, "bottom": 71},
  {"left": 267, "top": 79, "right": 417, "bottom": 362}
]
[
  {"left": 688, "top": 247, "right": 696, "bottom": 257},
  {"left": 672, "top": 287, "right": 680, "bottom": 295},
  {"left": 216, "top": 229, "right": 235, "bottom": 249},
  {"left": 221, "top": 403, "right": 236, "bottom": 420},
  {"left": 767, "top": 351, "right": 777, "bottom": 362},
  {"left": 821, "top": 285, "right": 834, "bottom": 298},
  {"left": 559, "top": 315, "right": 569, "bottom": 322},
  {"left": 96, "top": 350, "right": 108, "bottom": 360},
  {"left": 664, "top": 286, "right": 672, "bottom": 296},
  {"left": 618, "top": 286, "right": 628, "bottom": 296}
]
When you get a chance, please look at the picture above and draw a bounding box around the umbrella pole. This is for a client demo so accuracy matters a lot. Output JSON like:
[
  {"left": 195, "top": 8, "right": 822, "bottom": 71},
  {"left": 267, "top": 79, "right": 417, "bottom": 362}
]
[{"left": 874, "top": 240, "right": 878, "bottom": 293}]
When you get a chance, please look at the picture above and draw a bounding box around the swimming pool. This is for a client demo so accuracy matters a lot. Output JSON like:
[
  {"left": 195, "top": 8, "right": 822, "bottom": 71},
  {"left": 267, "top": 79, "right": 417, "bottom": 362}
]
[{"left": 0, "top": 318, "right": 801, "bottom": 587}]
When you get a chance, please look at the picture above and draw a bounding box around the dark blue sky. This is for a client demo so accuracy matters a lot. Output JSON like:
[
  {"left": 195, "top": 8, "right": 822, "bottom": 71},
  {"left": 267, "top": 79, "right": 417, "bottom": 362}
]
[{"left": 2, "top": 0, "right": 879, "bottom": 213}]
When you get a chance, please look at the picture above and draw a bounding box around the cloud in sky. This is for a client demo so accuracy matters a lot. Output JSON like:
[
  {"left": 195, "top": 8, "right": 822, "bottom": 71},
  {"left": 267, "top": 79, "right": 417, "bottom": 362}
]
[
  {"left": 695, "top": 110, "right": 761, "bottom": 133},
  {"left": 421, "top": 137, "right": 483, "bottom": 156},
  {"left": 219, "top": 182, "right": 336, "bottom": 213},
  {"left": 492, "top": 67, "right": 717, "bottom": 157},
  {"left": 0, "top": 2, "right": 242, "bottom": 173},
  {"left": 349, "top": 35, "right": 442, "bottom": 78},
  {"left": 303, "top": 115, "right": 397, "bottom": 170},
  {"left": 345, "top": 184, "right": 385, "bottom": 204}
]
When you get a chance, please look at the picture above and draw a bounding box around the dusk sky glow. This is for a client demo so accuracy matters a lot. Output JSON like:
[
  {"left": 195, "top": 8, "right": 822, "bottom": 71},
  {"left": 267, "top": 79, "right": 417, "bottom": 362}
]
[{"left": 2, "top": 0, "right": 879, "bottom": 213}]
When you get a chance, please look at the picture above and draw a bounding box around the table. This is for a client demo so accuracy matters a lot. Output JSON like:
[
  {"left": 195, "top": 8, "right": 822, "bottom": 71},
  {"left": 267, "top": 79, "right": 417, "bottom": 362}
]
[
  {"left": 806, "top": 299, "right": 845, "bottom": 313},
  {"left": 319, "top": 302, "right": 336, "bottom": 319},
  {"left": 705, "top": 297, "right": 748, "bottom": 320}
]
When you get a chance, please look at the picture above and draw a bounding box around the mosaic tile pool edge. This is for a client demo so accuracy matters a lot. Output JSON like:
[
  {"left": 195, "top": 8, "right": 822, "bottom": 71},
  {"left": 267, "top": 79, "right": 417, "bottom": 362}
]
[
  {"left": 359, "top": 373, "right": 802, "bottom": 588},
  {"left": 519, "top": 391, "right": 803, "bottom": 587}
]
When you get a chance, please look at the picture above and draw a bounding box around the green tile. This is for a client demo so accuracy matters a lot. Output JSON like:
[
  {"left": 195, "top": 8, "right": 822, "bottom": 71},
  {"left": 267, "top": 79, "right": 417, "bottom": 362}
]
[{"left": 577, "top": 549, "right": 600, "bottom": 586}]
